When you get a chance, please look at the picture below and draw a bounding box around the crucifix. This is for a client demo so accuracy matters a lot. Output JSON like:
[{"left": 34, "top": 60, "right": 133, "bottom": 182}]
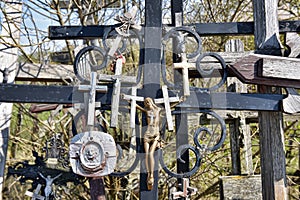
[
  {"left": 25, "top": 184, "right": 45, "bottom": 200},
  {"left": 39, "top": 172, "right": 62, "bottom": 200},
  {"left": 122, "top": 85, "right": 181, "bottom": 131}
]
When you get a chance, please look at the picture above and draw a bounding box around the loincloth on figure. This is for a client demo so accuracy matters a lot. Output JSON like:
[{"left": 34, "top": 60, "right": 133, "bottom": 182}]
[{"left": 143, "top": 126, "right": 164, "bottom": 148}]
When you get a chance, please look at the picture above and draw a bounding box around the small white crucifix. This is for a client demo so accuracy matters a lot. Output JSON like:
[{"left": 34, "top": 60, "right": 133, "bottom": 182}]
[
  {"left": 25, "top": 184, "right": 45, "bottom": 200},
  {"left": 78, "top": 72, "right": 107, "bottom": 127},
  {"left": 172, "top": 178, "right": 197, "bottom": 200},
  {"left": 173, "top": 53, "right": 196, "bottom": 97}
]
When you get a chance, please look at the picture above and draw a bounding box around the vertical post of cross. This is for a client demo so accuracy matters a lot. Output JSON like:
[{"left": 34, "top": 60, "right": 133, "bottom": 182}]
[
  {"left": 171, "top": 1, "right": 191, "bottom": 200},
  {"left": 253, "top": 0, "right": 288, "bottom": 199},
  {"left": 140, "top": 0, "right": 162, "bottom": 198}
]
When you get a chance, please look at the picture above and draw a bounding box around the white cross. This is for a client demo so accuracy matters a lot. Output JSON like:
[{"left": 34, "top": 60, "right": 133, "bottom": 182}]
[
  {"left": 173, "top": 53, "right": 196, "bottom": 96},
  {"left": 110, "top": 58, "right": 123, "bottom": 127},
  {"left": 122, "top": 86, "right": 144, "bottom": 128},
  {"left": 154, "top": 85, "right": 181, "bottom": 131},
  {"left": 25, "top": 184, "right": 45, "bottom": 200},
  {"left": 78, "top": 72, "right": 107, "bottom": 127}
]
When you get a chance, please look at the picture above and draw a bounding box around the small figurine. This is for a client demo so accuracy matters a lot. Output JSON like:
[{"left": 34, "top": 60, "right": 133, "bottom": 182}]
[
  {"left": 136, "top": 97, "right": 163, "bottom": 190},
  {"left": 39, "top": 172, "right": 62, "bottom": 200}
]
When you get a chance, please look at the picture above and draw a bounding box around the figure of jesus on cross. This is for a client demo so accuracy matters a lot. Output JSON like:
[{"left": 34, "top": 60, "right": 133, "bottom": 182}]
[{"left": 136, "top": 97, "right": 163, "bottom": 190}]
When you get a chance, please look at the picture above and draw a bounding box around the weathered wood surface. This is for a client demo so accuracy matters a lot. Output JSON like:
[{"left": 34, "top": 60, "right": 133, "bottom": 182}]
[
  {"left": 16, "top": 62, "right": 74, "bottom": 82},
  {"left": 283, "top": 88, "right": 300, "bottom": 114},
  {"left": 285, "top": 32, "right": 300, "bottom": 58},
  {"left": 220, "top": 175, "right": 262, "bottom": 200},
  {"left": 231, "top": 54, "right": 300, "bottom": 88},
  {"left": 255, "top": 54, "right": 300, "bottom": 80},
  {"left": 253, "top": 0, "right": 288, "bottom": 200},
  {"left": 110, "top": 58, "right": 123, "bottom": 127}
]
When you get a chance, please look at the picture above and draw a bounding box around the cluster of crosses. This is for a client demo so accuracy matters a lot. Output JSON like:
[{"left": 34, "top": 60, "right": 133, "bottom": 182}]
[{"left": 0, "top": 0, "right": 299, "bottom": 200}]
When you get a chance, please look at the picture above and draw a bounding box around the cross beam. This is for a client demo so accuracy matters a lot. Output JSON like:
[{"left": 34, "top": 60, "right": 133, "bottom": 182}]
[
  {"left": 0, "top": 84, "right": 285, "bottom": 112},
  {"left": 48, "top": 20, "right": 300, "bottom": 39}
]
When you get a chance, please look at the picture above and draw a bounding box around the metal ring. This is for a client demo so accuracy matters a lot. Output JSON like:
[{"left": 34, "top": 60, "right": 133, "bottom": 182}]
[
  {"left": 73, "top": 46, "right": 108, "bottom": 83},
  {"left": 159, "top": 145, "right": 201, "bottom": 178},
  {"left": 195, "top": 52, "right": 227, "bottom": 92},
  {"left": 193, "top": 110, "right": 226, "bottom": 151},
  {"left": 161, "top": 26, "right": 202, "bottom": 89},
  {"left": 102, "top": 27, "right": 127, "bottom": 53},
  {"left": 162, "top": 26, "right": 202, "bottom": 59}
]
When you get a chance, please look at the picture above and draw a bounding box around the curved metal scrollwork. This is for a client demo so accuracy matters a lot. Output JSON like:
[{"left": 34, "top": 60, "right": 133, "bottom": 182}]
[
  {"left": 73, "top": 28, "right": 143, "bottom": 85},
  {"left": 161, "top": 26, "right": 202, "bottom": 89},
  {"left": 161, "top": 26, "right": 228, "bottom": 93},
  {"left": 194, "top": 52, "right": 227, "bottom": 92},
  {"left": 158, "top": 109, "right": 226, "bottom": 178}
]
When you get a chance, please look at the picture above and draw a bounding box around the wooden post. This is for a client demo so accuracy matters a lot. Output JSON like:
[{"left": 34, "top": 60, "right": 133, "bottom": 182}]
[
  {"left": 110, "top": 58, "right": 123, "bottom": 127},
  {"left": 225, "top": 39, "right": 253, "bottom": 175},
  {"left": 0, "top": 1, "right": 22, "bottom": 199},
  {"left": 253, "top": 0, "right": 288, "bottom": 199}
]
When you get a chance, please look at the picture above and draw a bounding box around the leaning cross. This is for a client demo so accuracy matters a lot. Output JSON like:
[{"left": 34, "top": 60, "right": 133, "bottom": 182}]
[
  {"left": 110, "top": 57, "right": 123, "bottom": 127},
  {"left": 172, "top": 178, "right": 197, "bottom": 200},
  {"left": 78, "top": 72, "right": 107, "bottom": 127},
  {"left": 173, "top": 53, "right": 195, "bottom": 96},
  {"left": 25, "top": 184, "right": 45, "bottom": 200}
]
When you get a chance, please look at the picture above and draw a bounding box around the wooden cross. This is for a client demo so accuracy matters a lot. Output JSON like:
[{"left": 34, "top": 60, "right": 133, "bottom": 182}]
[
  {"left": 122, "top": 87, "right": 144, "bottom": 128},
  {"left": 173, "top": 53, "right": 195, "bottom": 96},
  {"left": 25, "top": 184, "right": 45, "bottom": 200},
  {"left": 78, "top": 72, "right": 107, "bottom": 127},
  {"left": 110, "top": 58, "right": 123, "bottom": 127},
  {"left": 172, "top": 178, "right": 197, "bottom": 200},
  {"left": 153, "top": 85, "right": 181, "bottom": 131}
]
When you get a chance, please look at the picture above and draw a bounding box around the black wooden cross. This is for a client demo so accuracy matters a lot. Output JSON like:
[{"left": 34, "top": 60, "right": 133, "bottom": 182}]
[{"left": 1, "top": 0, "right": 300, "bottom": 200}]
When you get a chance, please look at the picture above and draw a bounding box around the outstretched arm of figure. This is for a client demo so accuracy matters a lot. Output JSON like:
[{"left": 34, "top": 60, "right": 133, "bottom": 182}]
[
  {"left": 170, "top": 96, "right": 184, "bottom": 108},
  {"left": 53, "top": 173, "right": 62, "bottom": 180},
  {"left": 136, "top": 103, "right": 146, "bottom": 112},
  {"left": 38, "top": 172, "right": 46, "bottom": 180}
]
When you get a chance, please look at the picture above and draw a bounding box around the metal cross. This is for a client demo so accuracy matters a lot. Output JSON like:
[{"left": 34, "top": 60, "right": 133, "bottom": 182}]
[{"left": 25, "top": 184, "right": 45, "bottom": 200}]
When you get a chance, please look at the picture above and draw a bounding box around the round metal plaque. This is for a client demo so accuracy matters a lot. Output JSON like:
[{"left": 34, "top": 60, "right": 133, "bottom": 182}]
[{"left": 80, "top": 140, "right": 104, "bottom": 172}]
